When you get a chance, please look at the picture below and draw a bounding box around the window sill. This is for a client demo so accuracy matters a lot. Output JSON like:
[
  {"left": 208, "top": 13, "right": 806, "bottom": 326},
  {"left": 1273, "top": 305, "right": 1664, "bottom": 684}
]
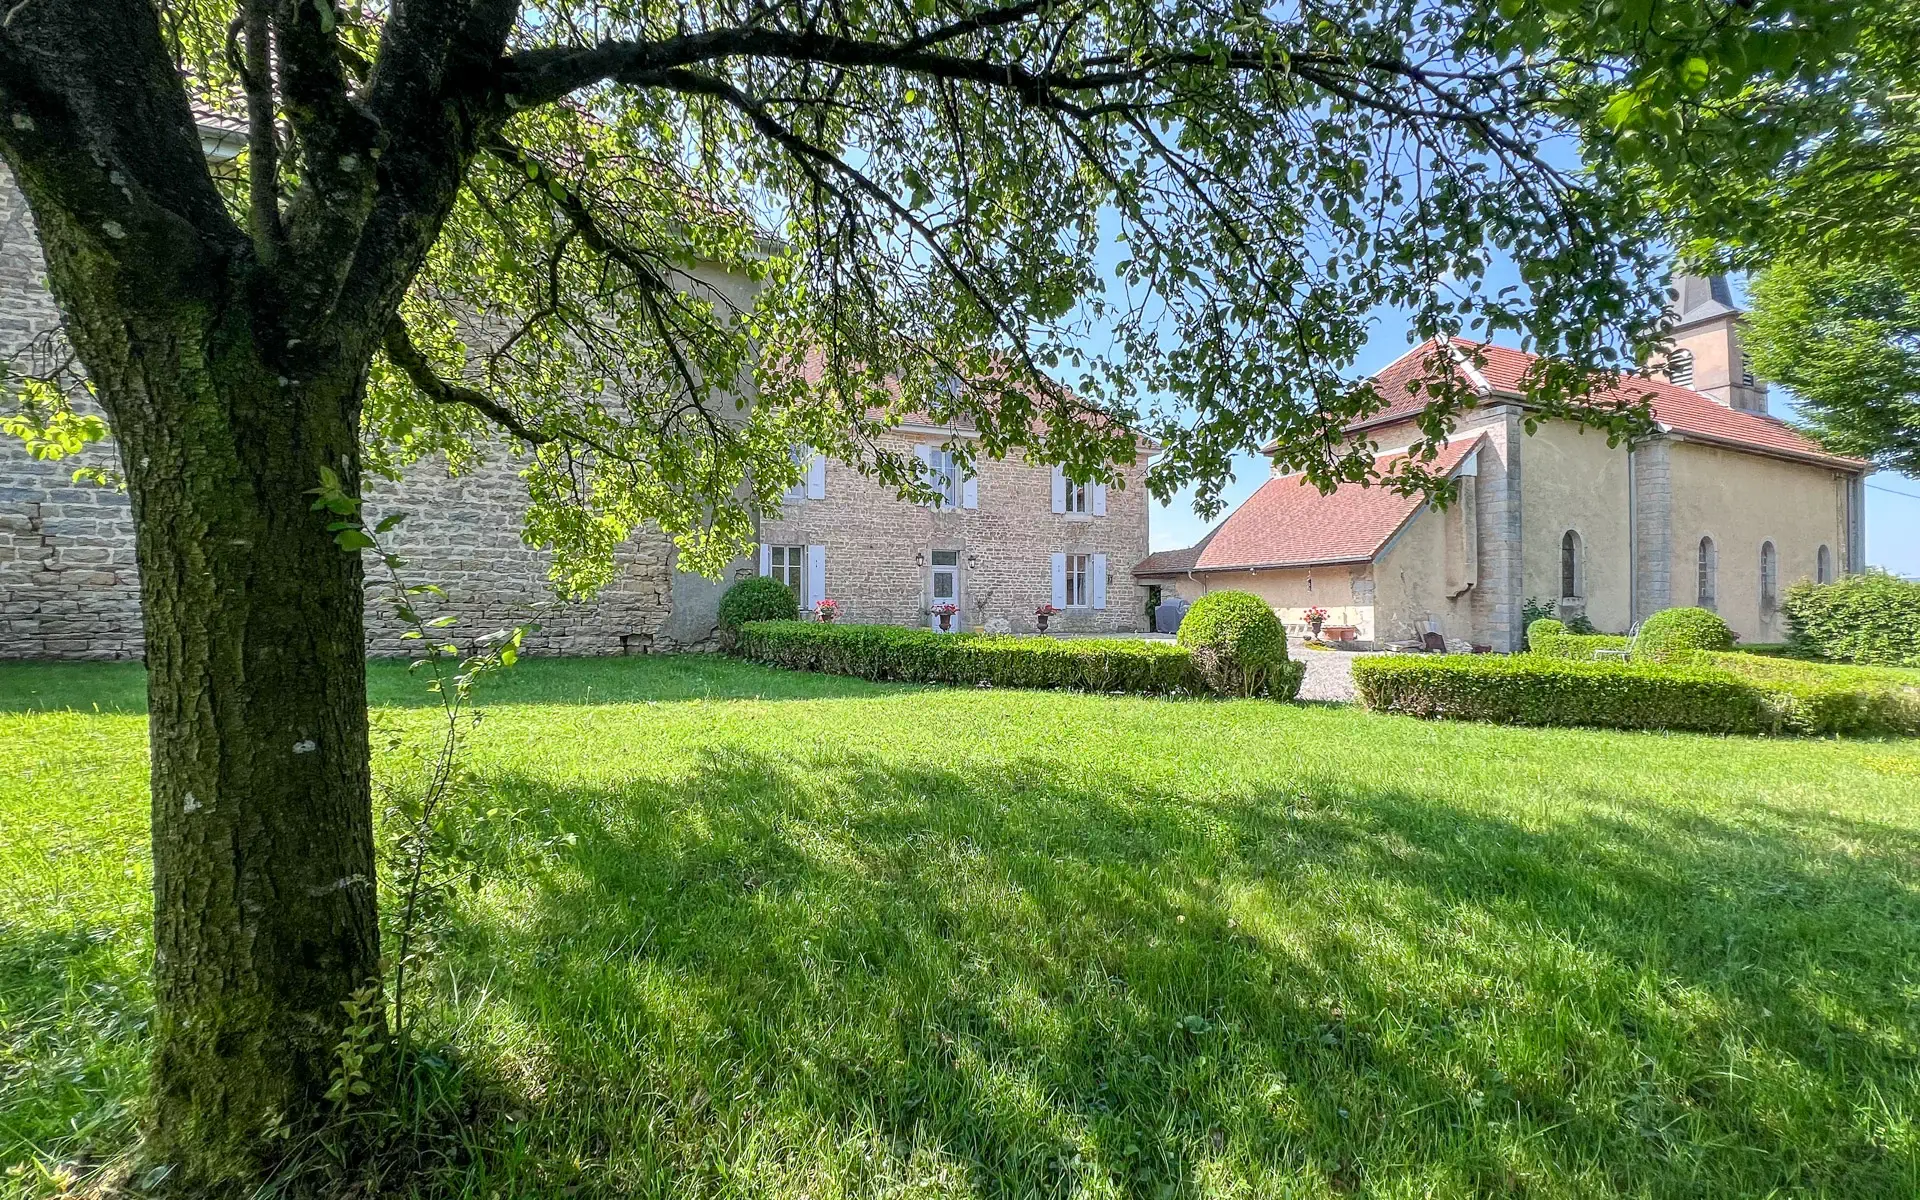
[{"left": 1061, "top": 512, "right": 1094, "bottom": 522}]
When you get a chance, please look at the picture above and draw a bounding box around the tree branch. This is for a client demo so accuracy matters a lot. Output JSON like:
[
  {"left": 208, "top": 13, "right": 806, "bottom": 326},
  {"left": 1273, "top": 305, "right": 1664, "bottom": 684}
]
[{"left": 382, "top": 316, "right": 554, "bottom": 444}]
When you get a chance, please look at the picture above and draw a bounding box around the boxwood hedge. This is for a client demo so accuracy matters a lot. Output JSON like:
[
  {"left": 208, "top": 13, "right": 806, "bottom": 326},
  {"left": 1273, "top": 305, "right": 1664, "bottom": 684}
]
[
  {"left": 1528, "top": 630, "right": 1632, "bottom": 660},
  {"left": 737, "top": 620, "right": 1306, "bottom": 700},
  {"left": 1353, "top": 652, "right": 1920, "bottom": 737}
]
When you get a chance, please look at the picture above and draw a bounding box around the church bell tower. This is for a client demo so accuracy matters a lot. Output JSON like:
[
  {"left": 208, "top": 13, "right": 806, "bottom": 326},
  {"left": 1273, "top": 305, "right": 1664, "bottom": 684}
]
[{"left": 1656, "top": 274, "right": 1770, "bottom": 413}]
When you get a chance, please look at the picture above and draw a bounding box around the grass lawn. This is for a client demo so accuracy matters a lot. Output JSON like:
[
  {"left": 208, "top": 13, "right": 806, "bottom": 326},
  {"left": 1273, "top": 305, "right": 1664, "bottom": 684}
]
[{"left": 4, "top": 656, "right": 1919, "bottom": 1197}]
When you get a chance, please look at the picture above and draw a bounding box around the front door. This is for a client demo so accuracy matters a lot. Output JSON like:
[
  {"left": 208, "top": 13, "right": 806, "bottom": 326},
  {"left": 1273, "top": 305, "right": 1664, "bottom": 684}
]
[{"left": 929, "top": 549, "right": 960, "bottom": 631}]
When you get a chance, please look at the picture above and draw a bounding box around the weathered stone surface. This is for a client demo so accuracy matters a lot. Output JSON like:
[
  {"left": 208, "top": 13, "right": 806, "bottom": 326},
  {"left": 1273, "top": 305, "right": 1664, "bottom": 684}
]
[{"left": 4, "top": 165, "right": 1151, "bottom": 659}]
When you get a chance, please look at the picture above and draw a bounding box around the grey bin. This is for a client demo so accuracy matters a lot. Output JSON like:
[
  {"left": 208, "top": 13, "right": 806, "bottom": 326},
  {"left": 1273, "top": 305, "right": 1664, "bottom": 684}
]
[{"left": 1155, "top": 599, "right": 1190, "bottom": 636}]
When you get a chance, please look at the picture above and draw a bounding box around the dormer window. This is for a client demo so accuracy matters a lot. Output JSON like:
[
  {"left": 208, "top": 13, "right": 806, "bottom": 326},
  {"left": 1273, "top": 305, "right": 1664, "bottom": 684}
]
[{"left": 1666, "top": 349, "right": 1694, "bottom": 389}]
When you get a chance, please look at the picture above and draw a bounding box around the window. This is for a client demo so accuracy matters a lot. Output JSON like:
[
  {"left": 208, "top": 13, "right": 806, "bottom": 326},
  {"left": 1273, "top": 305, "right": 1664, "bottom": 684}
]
[
  {"left": 1816, "top": 544, "right": 1833, "bottom": 584},
  {"left": 1560, "top": 530, "right": 1583, "bottom": 601},
  {"left": 768, "top": 545, "right": 805, "bottom": 595},
  {"left": 917, "top": 444, "right": 971, "bottom": 508},
  {"left": 1050, "top": 465, "right": 1105, "bottom": 516},
  {"left": 928, "top": 448, "right": 960, "bottom": 507},
  {"left": 1759, "top": 540, "right": 1778, "bottom": 616},
  {"left": 1064, "top": 553, "right": 1091, "bottom": 607},
  {"left": 1697, "top": 536, "right": 1717, "bottom": 611},
  {"left": 1666, "top": 349, "right": 1695, "bottom": 389}
]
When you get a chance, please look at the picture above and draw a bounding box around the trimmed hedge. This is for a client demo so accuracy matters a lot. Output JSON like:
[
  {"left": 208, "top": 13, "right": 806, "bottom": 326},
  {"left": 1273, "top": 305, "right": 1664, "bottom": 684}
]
[
  {"left": 1176, "top": 591, "right": 1297, "bottom": 698},
  {"left": 718, "top": 576, "right": 799, "bottom": 632},
  {"left": 1692, "top": 651, "right": 1920, "bottom": 737},
  {"left": 1353, "top": 654, "right": 1768, "bottom": 733},
  {"left": 1527, "top": 617, "right": 1631, "bottom": 660},
  {"left": 737, "top": 621, "right": 1305, "bottom": 700},
  {"left": 1635, "top": 606, "right": 1734, "bottom": 661},
  {"left": 1785, "top": 571, "right": 1920, "bottom": 667},
  {"left": 1353, "top": 652, "right": 1920, "bottom": 737}
]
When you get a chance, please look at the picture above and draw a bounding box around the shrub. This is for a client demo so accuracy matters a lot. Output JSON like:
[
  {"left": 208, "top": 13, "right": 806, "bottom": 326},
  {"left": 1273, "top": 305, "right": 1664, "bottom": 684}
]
[
  {"left": 1527, "top": 617, "right": 1565, "bottom": 645},
  {"left": 1634, "top": 606, "right": 1734, "bottom": 661},
  {"left": 1353, "top": 651, "right": 1919, "bottom": 737},
  {"left": 1693, "top": 651, "right": 1920, "bottom": 737},
  {"left": 738, "top": 621, "right": 1205, "bottom": 694},
  {"left": 1530, "top": 631, "right": 1632, "bottom": 660},
  {"left": 1784, "top": 570, "right": 1920, "bottom": 667},
  {"left": 1353, "top": 654, "right": 1769, "bottom": 733},
  {"left": 737, "top": 621, "right": 1307, "bottom": 701},
  {"left": 718, "top": 575, "right": 798, "bottom": 634},
  {"left": 1176, "top": 591, "right": 1297, "bottom": 698}
]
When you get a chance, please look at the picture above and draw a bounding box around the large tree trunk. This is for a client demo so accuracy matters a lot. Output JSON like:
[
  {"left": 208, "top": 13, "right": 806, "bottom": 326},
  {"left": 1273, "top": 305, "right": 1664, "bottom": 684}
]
[{"left": 72, "top": 284, "right": 380, "bottom": 1181}]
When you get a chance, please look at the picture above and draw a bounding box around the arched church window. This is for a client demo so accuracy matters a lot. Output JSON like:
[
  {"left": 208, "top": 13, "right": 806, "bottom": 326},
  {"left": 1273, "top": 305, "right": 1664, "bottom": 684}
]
[
  {"left": 1666, "top": 349, "right": 1695, "bottom": 388},
  {"left": 1816, "top": 544, "right": 1833, "bottom": 584},
  {"left": 1697, "top": 537, "right": 1717, "bottom": 611},
  {"left": 1760, "top": 540, "right": 1779, "bottom": 616},
  {"left": 1560, "top": 530, "right": 1583, "bottom": 601}
]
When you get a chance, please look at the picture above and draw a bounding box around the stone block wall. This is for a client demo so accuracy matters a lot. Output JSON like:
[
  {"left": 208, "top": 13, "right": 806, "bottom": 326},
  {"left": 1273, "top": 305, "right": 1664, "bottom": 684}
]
[
  {"left": 3, "top": 163, "right": 688, "bottom": 661},
  {"left": 358, "top": 459, "right": 686, "bottom": 658},
  {"left": 759, "top": 428, "right": 1152, "bottom": 635}
]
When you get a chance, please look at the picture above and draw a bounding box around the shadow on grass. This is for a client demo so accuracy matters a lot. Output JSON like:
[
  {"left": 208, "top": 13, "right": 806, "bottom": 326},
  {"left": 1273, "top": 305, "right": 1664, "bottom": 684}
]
[
  {"left": 437, "top": 747, "right": 1920, "bottom": 1197},
  {"left": 0, "top": 655, "right": 916, "bottom": 715}
]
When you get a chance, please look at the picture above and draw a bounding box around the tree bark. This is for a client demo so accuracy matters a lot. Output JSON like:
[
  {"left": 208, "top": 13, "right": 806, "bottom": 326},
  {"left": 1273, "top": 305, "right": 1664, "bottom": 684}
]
[
  {"left": 37, "top": 210, "right": 381, "bottom": 1180},
  {"left": 121, "top": 318, "right": 378, "bottom": 1182}
]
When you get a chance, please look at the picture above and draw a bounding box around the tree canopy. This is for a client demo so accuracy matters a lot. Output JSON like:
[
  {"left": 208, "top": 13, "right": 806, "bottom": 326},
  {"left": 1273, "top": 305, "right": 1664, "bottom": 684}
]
[
  {"left": 1744, "top": 256, "right": 1920, "bottom": 476},
  {"left": 4, "top": 0, "right": 1718, "bottom": 593}
]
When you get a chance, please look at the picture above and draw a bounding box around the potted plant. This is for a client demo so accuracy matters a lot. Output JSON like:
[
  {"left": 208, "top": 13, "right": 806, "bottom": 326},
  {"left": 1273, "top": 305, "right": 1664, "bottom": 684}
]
[
  {"left": 1303, "top": 606, "right": 1329, "bottom": 640},
  {"left": 1034, "top": 602, "right": 1061, "bottom": 633},
  {"left": 815, "top": 597, "right": 838, "bottom": 623},
  {"left": 930, "top": 601, "right": 959, "bottom": 631}
]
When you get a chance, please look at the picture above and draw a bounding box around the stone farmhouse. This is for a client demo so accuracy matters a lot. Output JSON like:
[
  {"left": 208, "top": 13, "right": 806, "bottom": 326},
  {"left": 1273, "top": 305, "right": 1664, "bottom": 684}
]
[
  {"left": 1136, "top": 277, "right": 1872, "bottom": 650},
  {"left": 1, "top": 147, "right": 1151, "bottom": 661}
]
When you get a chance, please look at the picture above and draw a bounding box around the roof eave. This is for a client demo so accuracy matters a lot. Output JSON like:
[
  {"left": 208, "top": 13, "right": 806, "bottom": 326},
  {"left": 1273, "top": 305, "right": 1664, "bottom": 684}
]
[{"left": 1659, "top": 427, "right": 1872, "bottom": 473}]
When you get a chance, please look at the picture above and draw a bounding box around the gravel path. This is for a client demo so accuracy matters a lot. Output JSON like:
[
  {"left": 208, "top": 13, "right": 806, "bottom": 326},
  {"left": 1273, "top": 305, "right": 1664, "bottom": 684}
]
[{"left": 1293, "top": 645, "right": 1366, "bottom": 703}]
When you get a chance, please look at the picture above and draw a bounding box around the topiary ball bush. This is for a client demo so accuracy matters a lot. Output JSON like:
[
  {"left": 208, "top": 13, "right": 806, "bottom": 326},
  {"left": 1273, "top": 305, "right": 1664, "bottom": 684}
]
[
  {"left": 1176, "top": 591, "right": 1296, "bottom": 698},
  {"left": 1635, "top": 606, "right": 1734, "bottom": 661},
  {"left": 719, "top": 575, "right": 799, "bottom": 638}
]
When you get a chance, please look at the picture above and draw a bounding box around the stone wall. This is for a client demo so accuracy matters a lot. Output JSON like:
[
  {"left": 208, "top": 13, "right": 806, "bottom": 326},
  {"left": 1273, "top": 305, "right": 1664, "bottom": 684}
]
[
  {"left": 2, "top": 167, "right": 147, "bottom": 659},
  {"left": 357, "top": 459, "right": 692, "bottom": 658},
  {"left": 758, "top": 428, "right": 1152, "bottom": 635},
  {"left": 4, "top": 163, "right": 1152, "bottom": 659}
]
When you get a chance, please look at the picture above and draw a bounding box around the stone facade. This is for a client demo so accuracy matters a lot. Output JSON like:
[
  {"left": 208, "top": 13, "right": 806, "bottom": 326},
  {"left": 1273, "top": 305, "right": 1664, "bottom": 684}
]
[
  {"left": 3, "top": 162, "right": 1150, "bottom": 660},
  {"left": 760, "top": 427, "right": 1151, "bottom": 635}
]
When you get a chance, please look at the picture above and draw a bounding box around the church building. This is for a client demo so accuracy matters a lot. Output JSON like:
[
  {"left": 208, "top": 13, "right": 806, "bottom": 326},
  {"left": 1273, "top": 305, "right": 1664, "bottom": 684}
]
[{"left": 1135, "top": 279, "right": 1872, "bottom": 650}]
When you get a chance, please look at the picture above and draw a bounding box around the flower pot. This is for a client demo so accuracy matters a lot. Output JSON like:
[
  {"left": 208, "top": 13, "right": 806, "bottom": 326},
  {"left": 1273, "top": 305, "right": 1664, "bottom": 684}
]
[
  {"left": 937, "top": 612, "right": 953, "bottom": 631},
  {"left": 1035, "top": 614, "right": 1050, "bottom": 633}
]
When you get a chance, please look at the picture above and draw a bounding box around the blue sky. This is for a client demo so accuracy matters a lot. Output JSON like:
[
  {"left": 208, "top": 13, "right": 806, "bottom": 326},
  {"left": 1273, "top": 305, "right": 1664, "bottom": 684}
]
[{"left": 1146, "top": 286, "right": 1920, "bottom": 578}]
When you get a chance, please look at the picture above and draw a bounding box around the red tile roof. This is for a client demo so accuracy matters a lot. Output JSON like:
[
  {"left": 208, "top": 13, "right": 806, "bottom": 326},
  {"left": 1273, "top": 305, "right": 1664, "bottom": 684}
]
[
  {"left": 1137, "top": 435, "right": 1484, "bottom": 575},
  {"left": 1353, "top": 339, "right": 1868, "bottom": 470}
]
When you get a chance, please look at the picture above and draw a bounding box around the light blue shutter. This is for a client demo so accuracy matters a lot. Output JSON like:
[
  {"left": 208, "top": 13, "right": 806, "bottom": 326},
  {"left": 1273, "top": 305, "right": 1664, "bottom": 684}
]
[
  {"left": 961, "top": 463, "right": 977, "bottom": 509},
  {"left": 1091, "top": 553, "right": 1108, "bottom": 609},
  {"left": 758, "top": 543, "right": 771, "bottom": 576},
  {"left": 1090, "top": 482, "right": 1108, "bottom": 517},
  {"left": 805, "top": 453, "right": 826, "bottom": 499},
  {"left": 1050, "top": 466, "right": 1066, "bottom": 514},
  {"left": 1050, "top": 553, "right": 1067, "bottom": 608},
  {"left": 806, "top": 544, "right": 826, "bottom": 608}
]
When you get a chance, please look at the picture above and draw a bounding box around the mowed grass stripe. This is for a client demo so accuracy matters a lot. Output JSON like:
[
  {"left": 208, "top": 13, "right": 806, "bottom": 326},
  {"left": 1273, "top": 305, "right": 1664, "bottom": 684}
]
[{"left": 3, "top": 656, "right": 1917, "bottom": 1197}]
